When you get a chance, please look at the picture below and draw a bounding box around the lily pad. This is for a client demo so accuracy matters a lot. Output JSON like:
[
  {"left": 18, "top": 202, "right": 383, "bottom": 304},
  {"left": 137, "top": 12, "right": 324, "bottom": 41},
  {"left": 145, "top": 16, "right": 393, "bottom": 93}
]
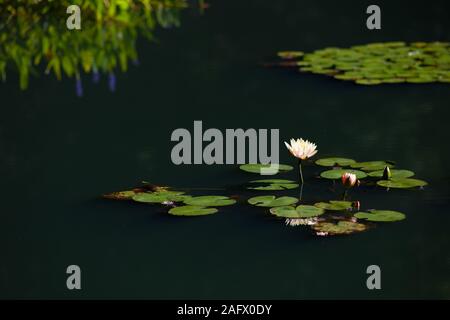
[
  {"left": 248, "top": 179, "right": 299, "bottom": 190},
  {"left": 168, "top": 205, "right": 218, "bottom": 216},
  {"left": 312, "top": 221, "right": 368, "bottom": 236},
  {"left": 132, "top": 191, "right": 189, "bottom": 204},
  {"left": 354, "top": 210, "right": 405, "bottom": 222},
  {"left": 314, "top": 201, "right": 353, "bottom": 211},
  {"left": 248, "top": 196, "right": 298, "bottom": 207},
  {"left": 270, "top": 205, "right": 325, "bottom": 218},
  {"left": 315, "top": 157, "right": 356, "bottom": 167},
  {"left": 350, "top": 161, "right": 394, "bottom": 170},
  {"left": 368, "top": 169, "right": 414, "bottom": 179},
  {"left": 278, "top": 42, "right": 450, "bottom": 86},
  {"left": 184, "top": 196, "right": 236, "bottom": 207},
  {"left": 103, "top": 190, "right": 139, "bottom": 200},
  {"left": 239, "top": 163, "right": 293, "bottom": 175},
  {"left": 377, "top": 178, "right": 428, "bottom": 189},
  {"left": 320, "top": 169, "right": 367, "bottom": 180}
]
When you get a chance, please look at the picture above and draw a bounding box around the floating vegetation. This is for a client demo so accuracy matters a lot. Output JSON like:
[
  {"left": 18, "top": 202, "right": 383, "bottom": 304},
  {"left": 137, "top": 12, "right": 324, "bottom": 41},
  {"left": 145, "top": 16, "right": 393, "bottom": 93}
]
[
  {"left": 168, "top": 206, "right": 218, "bottom": 216},
  {"left": 276, "top": 42, "right": 450, "bottom": 85},
  {"left": 104, "top": 145, "right": 428, "bottom": 235},
  {"left": 184, "top": 196, "right": 236, "bottom": 207},
  {"left": 354, "top": 210, "right": 406, "bottom": 222},
  {"left": 270, "top": 205, "right": 325, "bottom": 218},
  {"left": 312, "top": 221, "right": 368, "bottom": 236},
  {"left": 368, "top": 169, "right": 414, "bottom": 179},
  {"left": 248, "top": 196, "right": 298, "bottom": 207},
  {"left": 315, "top": 158, "right": 356, "bottom": 167},
  {"left": 239, "top": 164, "right": 293, "bottom": 174},
  {"left": 351, "top": 161, "right": 395, "bottom": 171},
  {"left": 247, "top": 179, "right": 299, "bottom": 190},
  {"left": 377, "top": 178, "right": 428, "bottom": 189},
  {"left": 320, "top": 169, "right": 367, "bottom": 180},
  {"left": 314, "top": 201, "right": 353, "bottom": 211},
  {"left": 132, "top": 191, "right": 190, "bottom": 204}
]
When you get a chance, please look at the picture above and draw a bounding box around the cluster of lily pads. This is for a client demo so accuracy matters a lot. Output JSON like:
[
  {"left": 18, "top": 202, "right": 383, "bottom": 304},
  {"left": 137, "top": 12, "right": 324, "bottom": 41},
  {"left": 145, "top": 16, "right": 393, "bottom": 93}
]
[
  {"left": 277, "top": 42, "right": 450, "bottom": 85},
  {"left": 103, "top": 156, "right": 427, "bottom": 237}
]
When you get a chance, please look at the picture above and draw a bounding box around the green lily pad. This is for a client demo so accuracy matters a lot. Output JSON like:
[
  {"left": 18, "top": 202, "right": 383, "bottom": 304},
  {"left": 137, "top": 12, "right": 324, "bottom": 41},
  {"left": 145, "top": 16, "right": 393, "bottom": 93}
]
[
  {"left": 277, "top": 42, "right": 450, "bottom": 86},
  {"left": 315, "top": 157, "right": 356, "bottom": 167},
  {"left": 168, "top": 205, "right": 218, "bottom": 216},
  {"left": 132, "top": 191, "right": 189, "bottom": 204},
  {"left": 354, "top": 210, "right": 405, "bottom": 222},
  {"left": 247, "top": 179, "right": 299, "bottom": 190},
  {"left": 312, "top": 221, "right": 368, "bottom": 236},
  {"left": 377, "top": 178, "right": 428, "bottom": 189},
  {"left": 314, "top": 201, "right": 353, "bottom": 211},
  {"left": 320, "top": 169, "right": 367, "bottom": 179},
  {"left": 270, "top": 205, "right": 325, "bottom": 218},
  {"left": 239, "top": 163, "right": 293, "bottom": 175},
  {"left": 248, "top": 184, "right": 299, "bottom": 191},
  {"left": 248, "top": 196, "right": 298, "bottom": 207},
  {"left": 184, "top": 196, "right": 236, "bottom": 207},
  {"left": 368, "top": 169, "right": 414, "bottom": 179},
  {"left": 350, "top": 161, "right": 394, "bottom": 170}
]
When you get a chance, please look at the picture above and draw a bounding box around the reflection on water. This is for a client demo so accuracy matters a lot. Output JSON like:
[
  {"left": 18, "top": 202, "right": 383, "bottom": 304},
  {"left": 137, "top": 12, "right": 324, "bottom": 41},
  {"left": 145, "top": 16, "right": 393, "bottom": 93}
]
[{"left": 0, "top": 0, "right": 188, "bottom": 94}]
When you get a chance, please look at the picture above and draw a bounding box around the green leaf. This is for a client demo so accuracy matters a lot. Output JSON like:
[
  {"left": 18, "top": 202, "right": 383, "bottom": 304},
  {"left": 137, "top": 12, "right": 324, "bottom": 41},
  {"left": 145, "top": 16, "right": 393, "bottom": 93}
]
[
  {"left": 270, "top": 205, "right": 325, "bottom": 218},
  {"left": 315, "top": 157, "right": 356, "bottom": 167},
  {"left": 168, "top": 205, "right": 217, "bottom": 216},
  {"left": 368, "top": 169, "right": 414, "bottom": 179},
  {"left": 350, "top": 161, "right": 394, "bottom": 170},
  {"left": 314, "top": 201, "right": 352, "bottom": 211},
  {"left": 320, "top": 169, "right": 367, "bottom": 179},
  {"left": 239, "top": 163, "right": 293, "bottom": 175},
  {"left": 247, "top": 179, "right": 299, "bottom": 190},
  {"left": 377, "top": 178, "right": 428, "bottom": 189},
  {"left": 184, "top": 196, "right": 236, "bottom": 207},
  {"left": 248, "top": 196, "right": 298, "bottom": 207},
  {"left": 132, "top": 191, "right": 189, "bottom": 204},
  {"left": 354, "top": 210, "right": 405, "bottom": 222}
]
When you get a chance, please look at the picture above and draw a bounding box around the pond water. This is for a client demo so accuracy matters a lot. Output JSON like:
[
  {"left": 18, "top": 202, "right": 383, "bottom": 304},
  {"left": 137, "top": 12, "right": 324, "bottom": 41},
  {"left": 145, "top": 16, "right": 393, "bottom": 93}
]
[{"left": 1, "top": 0, "right": 449, "bottom": 299}]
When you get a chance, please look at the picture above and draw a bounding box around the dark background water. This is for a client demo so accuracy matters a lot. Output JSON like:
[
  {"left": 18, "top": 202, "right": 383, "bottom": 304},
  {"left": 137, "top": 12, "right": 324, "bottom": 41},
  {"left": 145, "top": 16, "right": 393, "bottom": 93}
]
[{"left": 1, "top": 0, "right": 450, "bottom": 299}]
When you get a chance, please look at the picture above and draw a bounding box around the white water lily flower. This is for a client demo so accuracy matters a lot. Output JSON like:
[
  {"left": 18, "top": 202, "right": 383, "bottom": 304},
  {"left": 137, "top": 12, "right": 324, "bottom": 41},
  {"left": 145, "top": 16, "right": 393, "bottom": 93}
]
[
  {"left": 285, "top": 217, "right": 318, "bottom": 226},
  {"left": 284, "top": 138, "right": 318, "bottom": 160}
]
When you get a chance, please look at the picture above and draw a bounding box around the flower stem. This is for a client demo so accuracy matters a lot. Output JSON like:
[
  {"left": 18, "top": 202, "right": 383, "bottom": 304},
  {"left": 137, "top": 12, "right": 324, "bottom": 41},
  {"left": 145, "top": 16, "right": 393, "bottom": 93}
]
[
  {"left": 343, "top": 189, "right": 348, "bottom": 200},
  {"left": 298, "top": 159, "right": 304, "bottom": 185}
]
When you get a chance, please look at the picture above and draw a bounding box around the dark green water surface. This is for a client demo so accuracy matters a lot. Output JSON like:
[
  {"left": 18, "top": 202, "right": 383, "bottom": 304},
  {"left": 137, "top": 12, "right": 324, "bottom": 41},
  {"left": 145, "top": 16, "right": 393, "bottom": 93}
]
[{"left": 1, "top": 0, "right": 450, "bottom": 298}]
